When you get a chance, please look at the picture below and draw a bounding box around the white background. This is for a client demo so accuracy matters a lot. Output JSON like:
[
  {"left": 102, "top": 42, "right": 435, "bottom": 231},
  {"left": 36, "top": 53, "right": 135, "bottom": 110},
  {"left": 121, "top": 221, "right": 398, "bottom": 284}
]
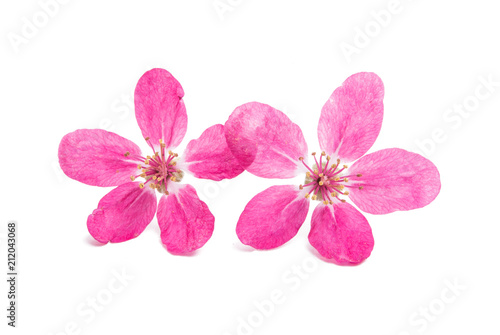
[{"left": 1, "top": 1, "right": 499, "bottom": 334}]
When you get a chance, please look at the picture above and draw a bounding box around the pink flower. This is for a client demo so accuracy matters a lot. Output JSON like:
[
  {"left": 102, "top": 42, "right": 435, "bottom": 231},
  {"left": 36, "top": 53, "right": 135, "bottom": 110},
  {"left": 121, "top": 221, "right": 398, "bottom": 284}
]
[
  {"left": 59, "top": 68, "right": 243, "bottom": 254},
  {"left": 224, "top": 72, "right": 441, "bottom": 264}
]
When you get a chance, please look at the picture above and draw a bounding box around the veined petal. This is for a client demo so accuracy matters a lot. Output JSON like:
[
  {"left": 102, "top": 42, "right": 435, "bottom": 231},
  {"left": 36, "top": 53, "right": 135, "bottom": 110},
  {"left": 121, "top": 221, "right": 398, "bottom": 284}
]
[
  {"left": 134, "top": 68, "right": 187, "bottom": 151},
  {"left": 87, "top": 182, "right": 157, "bottom": 243},
  {"left": 59, "top": 129, "right": 142, "bottom": 187},
  {"left": 308, "top": 202, "right": 374, "bottom": 264},
  {"left": 348, "top": 148, "right": 441, "bottom": 214},
  {"left": 225, "top": 102, "right": 308, "bottom": 179},
  {"left": 236, "top": 185, "right": 310, "bottom": 249},
  {"left": 180, "top": 124, "right": 244, "bottom": 181},
  {"left": 157, "top": 184, "right": 214, "bottom": 254},
  {"left": 318, "top": 72, "right": 384, "bottom": 162}
]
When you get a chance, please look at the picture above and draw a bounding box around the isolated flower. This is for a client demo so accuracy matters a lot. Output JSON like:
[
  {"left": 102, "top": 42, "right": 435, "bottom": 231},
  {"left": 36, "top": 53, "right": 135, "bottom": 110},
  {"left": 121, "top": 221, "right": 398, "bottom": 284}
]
[
  {"left": 59, "top": 68, "right": 243, "bottom": 254},
  {"left": 224, "top": 72, "right": 440, "bottom": 264}
]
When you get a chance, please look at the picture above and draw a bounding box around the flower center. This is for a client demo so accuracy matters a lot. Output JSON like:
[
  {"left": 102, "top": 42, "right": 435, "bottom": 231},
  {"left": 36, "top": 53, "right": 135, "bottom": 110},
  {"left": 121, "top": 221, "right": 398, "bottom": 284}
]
[
  {"left": 299, "top": 152, "right": 363, "bottom": 205},
  {"left": 127, "top": 138, "right": 183, "bottom": 195}
]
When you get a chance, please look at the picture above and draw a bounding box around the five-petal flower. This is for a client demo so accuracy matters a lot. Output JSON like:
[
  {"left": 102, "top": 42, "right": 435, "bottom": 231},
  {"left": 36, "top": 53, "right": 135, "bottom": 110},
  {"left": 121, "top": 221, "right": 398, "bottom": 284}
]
[
  {"left": 59, "top": 68, "right": 243, "bottom": 254},
  {"left": 224, "top": 72, "right": 441, "bottom": 264}
]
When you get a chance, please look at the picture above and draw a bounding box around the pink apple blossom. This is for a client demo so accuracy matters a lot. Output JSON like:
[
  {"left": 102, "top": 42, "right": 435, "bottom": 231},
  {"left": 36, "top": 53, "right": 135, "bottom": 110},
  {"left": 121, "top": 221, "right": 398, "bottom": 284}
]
[
  {"left": 224, "top": 72, "right": 441, "bottom": 264},
  {"left": 59, "top": 68, "right": 243, "bottom": 254}
]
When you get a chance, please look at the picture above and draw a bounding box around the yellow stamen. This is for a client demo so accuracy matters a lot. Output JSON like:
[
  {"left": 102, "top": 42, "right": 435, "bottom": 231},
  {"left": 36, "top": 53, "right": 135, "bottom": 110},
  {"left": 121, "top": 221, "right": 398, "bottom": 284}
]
[
  {"left": 299, "top": 185, "right": 304, "bottom": 190},
  {"left": 124, "top": 151, "right": 130, "bottom": 157},
  {"left": 139, "top": 183, "right": 144, "bottom": 189},
  {"left": 319, "top": 181, "right": 324, "bottom": 186},
  {"left": 344, "top": 178, "right": 349, "bottom": 182},
  {"left": 311, "top": 195, "right": 317, "bottom": 201},
  {"left": 357, "top": 174, "right": 362, "bottom": 177},
  {"left": 145, "top": 137, "right": 150, "bottom": 141},
  {"left": 130, "top": 176, "right": 135, "bottom": 181},
  {"left": 343, "top": 164, "right": 348, "bottom": 169},
  {"left": 321, "top": 151, "right": 326, "bottom": 156},
  {"left": 305, "top": 193, "right": 310, "bottom": 199},
  {"left": 312, "top": 152, "right": 316, "bottom": 156},
  {"left": 299, "top": 157, "right": 304, "bottom": 161}
]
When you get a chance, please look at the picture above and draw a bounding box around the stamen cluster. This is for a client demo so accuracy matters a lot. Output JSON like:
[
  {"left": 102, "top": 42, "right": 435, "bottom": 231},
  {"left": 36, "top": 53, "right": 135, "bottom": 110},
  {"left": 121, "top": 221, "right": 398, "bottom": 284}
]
[
  {"left": 126, "top": 138, "right": 183, "bottom": 194},
  {"left": 299, "top": 152, "right": 363, "bottom": 205}
]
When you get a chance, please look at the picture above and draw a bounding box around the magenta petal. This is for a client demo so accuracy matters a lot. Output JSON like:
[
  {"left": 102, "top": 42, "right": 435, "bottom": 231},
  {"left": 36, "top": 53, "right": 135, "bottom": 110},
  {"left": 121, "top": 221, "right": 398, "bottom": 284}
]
[
  {"left": 308, "top": 202, "right": 374, "bottom": 264},
  {"left": 236, "top": 185, "right": 310, "bottom": 249},
  {"left": 318, "top": 72, "right": 384, "bottom": 162},
  {"left": 181, "top": 124, "right": 244, "bottom": 181},
  {"left": 225, "top": 102, "right": 308, "bottom": 179},
  {"left": 134, "top": 68, "right": 187, "bottom": 150},
  {"left": 87, "top": 182, "right": 157, "bottom": 243},
  {"left": 348, "top": 148, "right": 441, "bottom": 214},
  {"left": 59, "top": 129, "right": 142, "bottom": 187},
  {"left": 157, "top": 184, "right": 214, "bottom": 254}
]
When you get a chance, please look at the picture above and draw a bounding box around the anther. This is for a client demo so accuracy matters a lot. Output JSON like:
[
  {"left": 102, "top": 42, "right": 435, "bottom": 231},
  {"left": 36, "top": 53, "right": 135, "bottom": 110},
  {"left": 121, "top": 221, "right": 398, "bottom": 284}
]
[
  {"left": 359, "top": 186, "right": 364, "bottom": 190},
  {"left": 130, "top": 176, "right": 135, "bottom": 181},
  {"left": 326, "top": 156, "right": 331, "bottom": 161},
  {"left": 137, "top": 164, "right": 142, "bottom": 169},
  {"left": 145, "top": 137, "right": 150, "bottom": 141},
  {"left": 323, "top": 200, "right": 328, "bottom": 205},
  {"left": 357, "top": 174, "right": 362, "bottom": 177},
  {"left": 149, "top": 184, "right": 155, "bottom": 189},
  {"left": 344, "top": 191, "right": 349, "bottom": 195},
  {"left": 321, "top": 151, "right": 326, "bottom": 156},
  {"left": 139, "top": 183, "right": 145, "bottom": 189},
  {"left": 299, "top": 185, "right": 304, "bottom": 190},
  {"left": 319, "top": 173, "right": 324, "bottom": 177},
  {"left": 319, "top": 181, "right": 324, "bottom": 186},
  {"left": 341, "top": 199, "right": 346, "bottom": 203},
  {"left": 344, "top": 178, "right": 349, "bottom": 182},
  {"left": 311, "top": 195, "right": 317, "bottom": 200},
  {"left": 306, "top": 172, "right": 311, "bottom": 177},
  {"left": 124, "top": 151, "right": 130, "bottom": 157},
  {"left": 299, "top": 157, "right": 304, "bottom": 161},
  {"left": 311, "top": 152, "right": 316, "bottom": 156},
  {"left": 305, "top": 193, "right": 310, "bottom": 199},
  {"left": 343, "top": 165, "right": 348, "bottom": 169}
]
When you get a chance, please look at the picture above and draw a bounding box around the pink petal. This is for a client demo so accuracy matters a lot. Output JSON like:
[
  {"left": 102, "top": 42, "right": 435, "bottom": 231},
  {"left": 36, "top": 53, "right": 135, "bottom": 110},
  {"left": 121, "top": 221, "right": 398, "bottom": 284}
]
[
  {"left": 157, "top": 184, "right": 214, "bottom": 254},
  {"left": 134, "top": 68, "right": 187, "bottom": 151},
  {"left": 308, "top": 202, "right": 374, "bottom": 264},
  {"left": 180, "top": 124, "right": 244, "bottom": 181},
  {"left": 236, "top": 185, "right": 310, "bottom": 249},
  {"left": 348, "top": 148, "right": 441, "bottom": 214},
  {"left": 59, "top": 129, "right": 142, "bottom": 187},
  {"left": 87, "top": 182, "right": 157, "bottom": 243},
  {"left": 318, "top": 72, "right": 384, "bottom": 162},
  {"left": 225, "top": 102, "right": 308, "bottom": 179}
]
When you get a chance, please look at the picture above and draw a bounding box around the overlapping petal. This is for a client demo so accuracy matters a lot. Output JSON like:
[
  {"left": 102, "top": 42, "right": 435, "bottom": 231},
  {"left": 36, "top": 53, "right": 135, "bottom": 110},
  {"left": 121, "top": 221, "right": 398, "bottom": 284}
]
[
  {"left": 236, "top": 185, "right": 310, "bottom": 249},
  {"left": 87, "top": 182, "right": 157, "bottom": 243},
  {"left": 308, "top": 202, "right": 374, "bottom": 264},
  {"left": 134, "top": 68, "right": 187, "bottom": 151},
  {"left": 157, "top": 184, "right": 214, "bottom": 254},
  {"left": 225, "top": 102, "right": 308, "bottom": 179},
  {"left": 180, "top": 124, "right": 244, "bottom": 181},
  {"left": 348, "top": 148, "right": 441, "bottom": 214},
  {"left": 318, "top": 72, "right": 384, "bottom": 162},
  {"left": 59, "top": 129, "right": 142, "bottom": 187}
]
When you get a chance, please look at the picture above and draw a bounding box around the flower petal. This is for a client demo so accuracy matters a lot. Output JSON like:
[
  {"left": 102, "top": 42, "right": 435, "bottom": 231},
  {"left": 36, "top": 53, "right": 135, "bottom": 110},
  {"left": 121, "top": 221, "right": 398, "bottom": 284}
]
[
  {"left": 157, "top": 184, "right": 214, "bottom": 254},
  {"left": 134, "top": 68, "right": 187, "bottom": 150},
  {"left": 236, "top": 185, "right": 310, "bottom": 249},
  {"left": 308, "top": 202, "right": 374, "bottom": 264},
  {"left": 348, "top": 148, "right": 441, "bottom": 214},
  {"left": 87, "top": 182, "right": 157, "bottom": 243},
  {"left": 180, "top": 124, "right": 244, "bottom": 181},
  {"left": 225, "top": 102, "right": 308, "bottom": 179},
  {"left": 318, "top": 72, "right": 384, "bottom": 162},
  {"left": 59, "top": 129, "right": 142, "bottom": 187}
]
